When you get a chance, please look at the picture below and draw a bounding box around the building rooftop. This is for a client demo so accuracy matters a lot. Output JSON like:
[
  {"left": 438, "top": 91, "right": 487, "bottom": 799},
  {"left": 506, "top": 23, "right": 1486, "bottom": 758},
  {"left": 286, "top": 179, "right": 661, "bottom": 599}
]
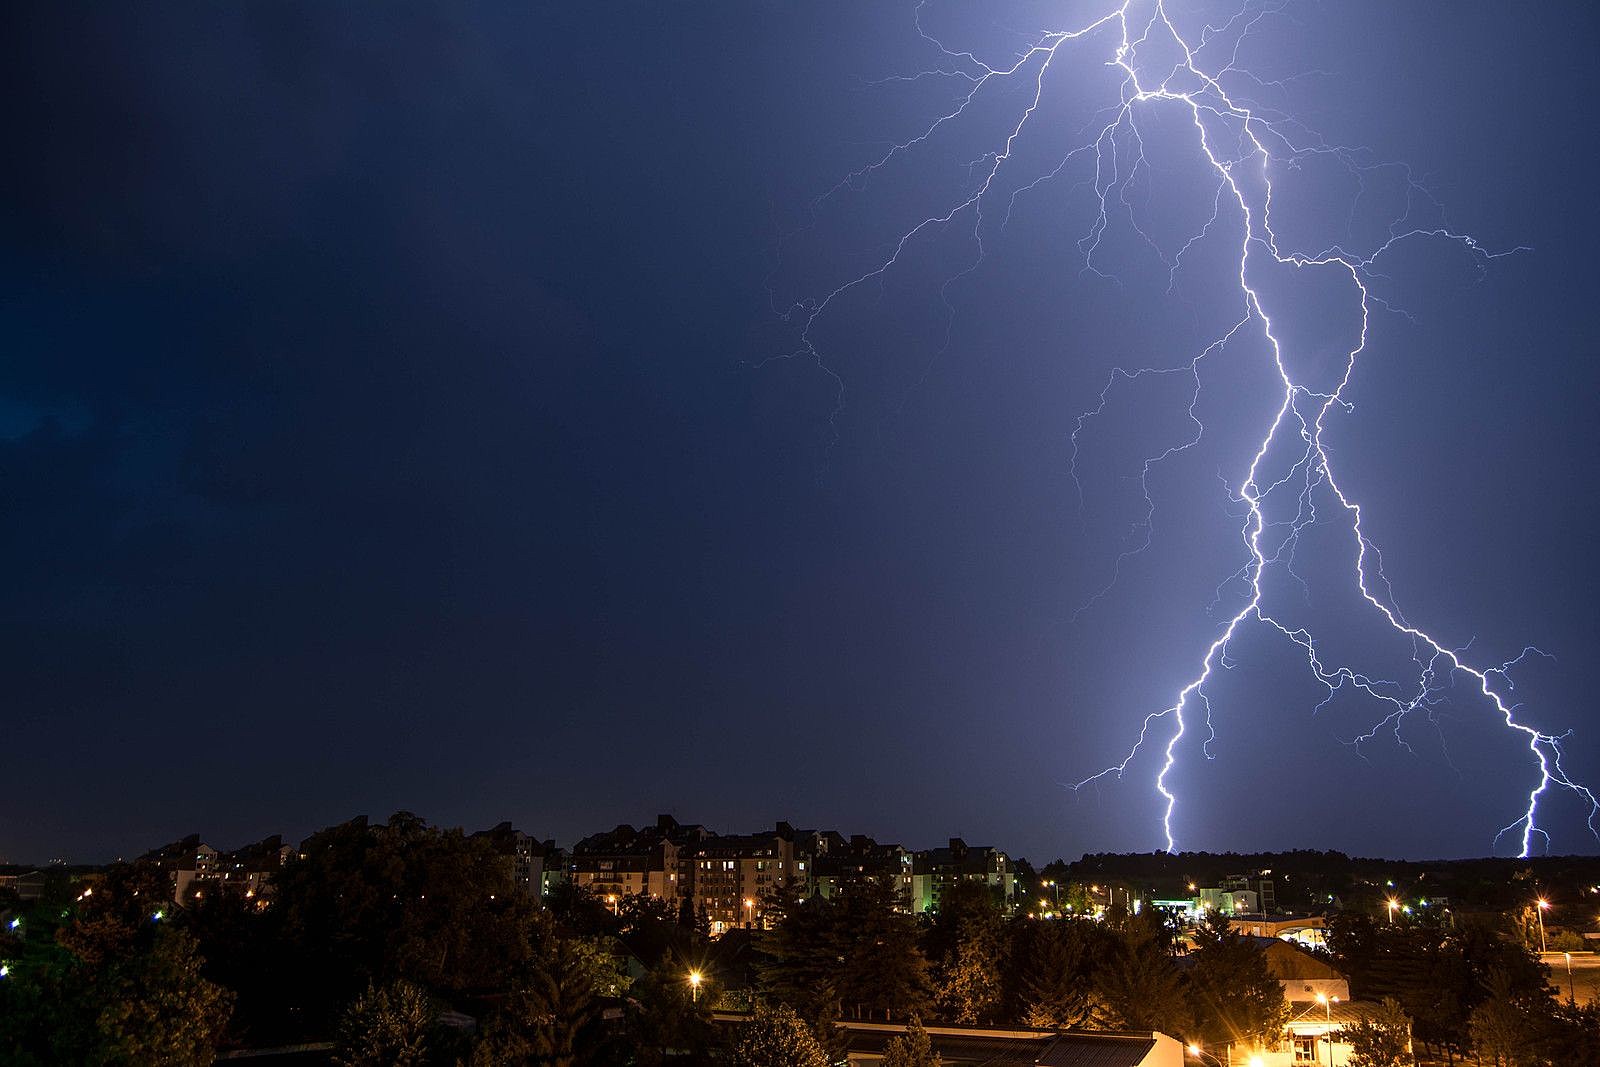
[{"left": 827, "top": 1020, "right": 1163, "bottom": 1067}]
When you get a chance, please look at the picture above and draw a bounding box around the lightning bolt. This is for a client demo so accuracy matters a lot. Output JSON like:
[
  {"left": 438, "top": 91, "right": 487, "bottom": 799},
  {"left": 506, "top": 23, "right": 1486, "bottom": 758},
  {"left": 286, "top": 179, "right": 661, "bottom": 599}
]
[{"left": 775, "top": 0, "right": 1597, "bottom": 857}]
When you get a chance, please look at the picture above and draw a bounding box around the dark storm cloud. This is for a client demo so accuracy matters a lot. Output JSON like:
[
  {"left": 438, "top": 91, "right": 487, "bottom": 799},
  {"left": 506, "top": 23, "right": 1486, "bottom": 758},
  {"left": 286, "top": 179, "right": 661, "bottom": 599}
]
[{"left": 2, "top": 2, "right": 1597, "bottom": 861}]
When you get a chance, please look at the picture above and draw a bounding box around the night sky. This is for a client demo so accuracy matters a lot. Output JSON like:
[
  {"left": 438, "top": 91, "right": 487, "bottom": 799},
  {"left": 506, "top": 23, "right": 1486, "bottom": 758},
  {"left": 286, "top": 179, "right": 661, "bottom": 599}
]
[{"left": 5, "top": 2, "right": 1598, "bottom": 864}]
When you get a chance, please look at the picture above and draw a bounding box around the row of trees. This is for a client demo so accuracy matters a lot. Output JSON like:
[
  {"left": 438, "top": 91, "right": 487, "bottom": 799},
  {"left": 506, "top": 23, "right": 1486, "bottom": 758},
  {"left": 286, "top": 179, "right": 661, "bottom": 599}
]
[
  {"left": 1, "top": 814, "right": 1291, "bottom": 1064},
  {"left": 1326, "top": 911, "right": 1600, "bottom": 1067},
  {"left": 6, "top": 812, "right": 1599, "bottom": 1066},
  {"left": 756, "top": 878, "right": 1287, "bottom": 1050},
  {"left": 0, "top": 814, "right": 699, "bottom": 1065}
]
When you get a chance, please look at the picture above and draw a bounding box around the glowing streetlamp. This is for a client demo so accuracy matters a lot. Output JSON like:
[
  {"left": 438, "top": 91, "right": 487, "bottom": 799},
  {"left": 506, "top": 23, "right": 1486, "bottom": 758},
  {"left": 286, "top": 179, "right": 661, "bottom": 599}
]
[
  {"left": 1537, "top": 898, "right": 1550, "bottom": 954},
  {"left": 1565, "top": 951, "right": 1576, "bottom": 1003},
  {"left": 1316, "top": 992, "right": 1340, "bottom": 1067},
  {"left": 688, "top": 969, "right": 703, "bottom": 1003},
  {"left": 1385, "top": 898, "right": 1399, "bottom": 925}
]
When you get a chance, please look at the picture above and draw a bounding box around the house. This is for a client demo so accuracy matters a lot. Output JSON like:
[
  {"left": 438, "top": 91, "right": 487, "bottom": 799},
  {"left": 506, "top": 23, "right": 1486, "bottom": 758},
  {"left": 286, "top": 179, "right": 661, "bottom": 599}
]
[
  {"left": 1252, "top": 938, "right": 1400, "bottom": 1066},
  {"left": 1230, "top": 914, "right": 1328, "bottom": 950},
  {"left": 712, "top": 1016, "right": 1182, "bottom": 1067},
  {"left": 836, "top": 1021, "right": 1182, "bottom": 1066}
]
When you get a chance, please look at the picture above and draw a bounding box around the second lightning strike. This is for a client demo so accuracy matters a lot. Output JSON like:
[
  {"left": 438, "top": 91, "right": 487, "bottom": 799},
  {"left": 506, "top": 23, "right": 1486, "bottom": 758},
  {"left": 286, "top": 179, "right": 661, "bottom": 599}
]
[{"left": 780, "top": 0, "right": 1599, "bottom": 856}]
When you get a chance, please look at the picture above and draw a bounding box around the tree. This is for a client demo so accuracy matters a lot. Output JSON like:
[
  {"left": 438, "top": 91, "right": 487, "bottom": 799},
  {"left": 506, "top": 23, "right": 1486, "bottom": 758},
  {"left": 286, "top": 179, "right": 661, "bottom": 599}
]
[
  {"left": 1468, "top": 967, "right": 1550, "bottom": 1067},
  {"left": 626, "top": 961, "right": 723, "bottom": 1066},
  {"left": 1009, "top": 919, "right": 1112, "bottom": 1029},
  {"left": 333, "top": 979, "right": 434, "bottom": 1067},
  {"left": 1336, "top": 997, "right": 1414, "bottom": 1067},
  {"left": 1095, "top": 923, "right": 1193, "bottom": 1036},
  {"left": 882, "top": 1016, "right": 944, "bottom": 1067},
  {"left": 95, "top": 926, "right": 234, "bottom": 1067},
  {"left": 936, "top": 911, "right": 1005, "bottom": 1024},
  {"left": 835, "top": 879, "right": 934, "bottom": 1022},
  {"left": 757, "top": 891, "right": 844, "bottom": 1024},
  {"left": 270, "top": 812, "right": 539, "bottom": 1031},
  {"left": 1186, "top": 912, "right": 1288, "bottom": 1048},
  {"left": 761, "top": 881, "right": 932, "bottom": 1025},
  {"left": 480, "top": 929, "right": 629, "bottom": 1067},
  {"left": 1470, "top": 995, "right": 1529, "bottom": 1067},
  {"left": 730, "top": 1002, "right": 829, "bottom": 1067},
  {"left": 1537, "top": 1000, "right": 1600, "bottom": 1067}
]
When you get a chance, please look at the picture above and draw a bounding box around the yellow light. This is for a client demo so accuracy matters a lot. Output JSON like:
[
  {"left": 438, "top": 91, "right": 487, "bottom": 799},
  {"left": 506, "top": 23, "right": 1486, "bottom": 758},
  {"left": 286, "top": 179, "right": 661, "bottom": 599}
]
[
  {"left": 1316, "top": 992, "right": 1328, "bottom": 1004},
  {"left": 1538, "top": 898, "right": 1551, "bottom": 910},
  {"left": 1248, "top": 1057, "right": 1264, "bottom": 1067},
  {"left": 1188, "top": 1044, "right": 1202, "bottom": 1056},
  {"left": 688, "top": 970, "right": 702, "bottom": 986}
]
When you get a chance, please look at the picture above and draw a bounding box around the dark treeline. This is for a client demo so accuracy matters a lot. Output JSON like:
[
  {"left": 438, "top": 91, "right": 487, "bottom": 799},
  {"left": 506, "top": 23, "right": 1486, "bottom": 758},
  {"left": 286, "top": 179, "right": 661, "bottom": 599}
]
[
  {"left": 2, "top": 814, "right": 1598, "bottom": 1066},
  {"left": 1063, "top": 851, "right": 1600, "bottom": 914}
]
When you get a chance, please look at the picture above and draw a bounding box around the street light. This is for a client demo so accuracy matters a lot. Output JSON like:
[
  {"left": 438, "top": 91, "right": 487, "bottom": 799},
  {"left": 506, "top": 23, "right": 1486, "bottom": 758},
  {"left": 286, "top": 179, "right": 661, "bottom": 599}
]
[
  {"left": 1385, "top": 898, "right": 1399, "bottom": 925},
  {"left": 1565, "top": 951, "right": 1575, "bottom": 1003},
  {"left": 688, "top": 969, "right": 703, "bottom": 1003},
  {"left": 1316, "top": 993, "right": 1340, "bottom": 1067},
  {"left": 1537, "top": 898, "right": 1550, "bottom": 954}
]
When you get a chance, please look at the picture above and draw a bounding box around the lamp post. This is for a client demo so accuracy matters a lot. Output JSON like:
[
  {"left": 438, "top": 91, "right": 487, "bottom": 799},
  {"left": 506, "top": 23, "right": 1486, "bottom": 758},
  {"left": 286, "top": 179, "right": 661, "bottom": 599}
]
[
  {"left": 743, "top": 897, "right": 755, "bottom": 929},
  {"left": 1316, "top": 992, "right": 1340, "bottom": 1067},
  {"left": 1537, "top": 898, "right": 1550, "bottom": 954},
  {"left": 688, "top": 969, "right": 703, "bottom": 1004},
  {"left": 1385, "top": 898, "right": 1399, "bottom": 925},
  {"left": 1565, "top": 951, "right": 1576, "bottom": 1004}
]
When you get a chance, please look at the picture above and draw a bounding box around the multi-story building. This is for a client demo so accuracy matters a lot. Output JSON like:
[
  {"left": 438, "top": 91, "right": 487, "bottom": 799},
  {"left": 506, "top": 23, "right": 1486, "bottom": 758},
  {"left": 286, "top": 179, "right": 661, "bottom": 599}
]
[
  {"left": 542, "top": 845, "right": 570, "bottom": 897},
  {"left": 1195, "top": 886, "right": 1258, "bottom": 915},
  {"left": 685, "top": 823, "right": 805, "bottom": 933},
  {"left": 569, "top": 815, "right": 710, "bottom": 905},
  {"left": 470, "top": 822, "right": 554, "bottom": 901},
  {"left": 140, "top": 834, "right": 292, "bottom": 903},
  {"left": 212, "top": 835, "right": 294, "bottom": 899},
  {"left": 910, "top": 838, "right": 1015, "bottom": 915},
  {"left": 811, "top": 833, "right": 914, "bottom": 909},
  {"left": 1222, "top": 870, "right": 1277, "bottom": 913}
]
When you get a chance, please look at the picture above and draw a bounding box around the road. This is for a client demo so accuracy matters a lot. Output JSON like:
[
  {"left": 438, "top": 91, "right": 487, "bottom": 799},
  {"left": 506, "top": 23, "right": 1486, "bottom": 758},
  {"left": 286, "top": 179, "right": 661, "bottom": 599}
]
[{"left": 1541, "top": 951, "right": 1600, "bottom": 1007}]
